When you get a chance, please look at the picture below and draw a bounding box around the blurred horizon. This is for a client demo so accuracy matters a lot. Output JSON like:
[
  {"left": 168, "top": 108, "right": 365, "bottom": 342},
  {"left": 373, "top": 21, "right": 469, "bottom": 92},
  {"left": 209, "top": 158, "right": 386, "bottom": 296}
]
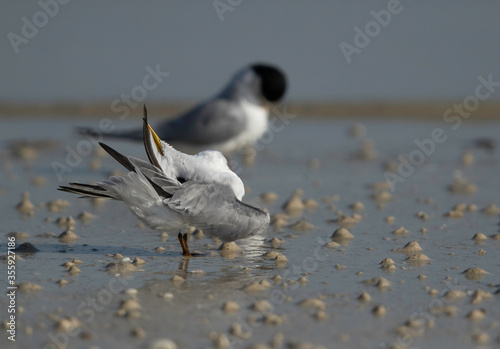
[{"left": 1, "top": 1, "right": 499, "bottom": 107}]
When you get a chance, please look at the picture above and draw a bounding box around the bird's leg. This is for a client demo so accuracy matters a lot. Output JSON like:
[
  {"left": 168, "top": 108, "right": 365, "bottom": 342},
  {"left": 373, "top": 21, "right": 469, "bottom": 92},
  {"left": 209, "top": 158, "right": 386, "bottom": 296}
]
[
  {"left": 177, "top": 232, "right": 190, "bottom": 257},
  {"left": 177, "top": 232, "right": 192, "bottom": 257},
  {"left": 182, "top": 233, "right": 192, "bottom": 257}
]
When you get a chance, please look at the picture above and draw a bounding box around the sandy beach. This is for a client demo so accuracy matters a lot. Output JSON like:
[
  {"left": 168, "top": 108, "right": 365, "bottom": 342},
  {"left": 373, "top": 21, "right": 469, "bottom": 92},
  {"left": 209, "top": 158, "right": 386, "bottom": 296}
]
[{"left": 1, "top": 116, "right": 499, "bottom": 348}]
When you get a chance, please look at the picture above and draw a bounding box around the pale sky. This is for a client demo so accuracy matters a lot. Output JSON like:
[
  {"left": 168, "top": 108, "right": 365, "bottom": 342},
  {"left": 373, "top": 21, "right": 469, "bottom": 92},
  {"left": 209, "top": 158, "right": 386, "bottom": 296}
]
[{"left": 1, "top": 1, "right": 499, "bottom": 103}]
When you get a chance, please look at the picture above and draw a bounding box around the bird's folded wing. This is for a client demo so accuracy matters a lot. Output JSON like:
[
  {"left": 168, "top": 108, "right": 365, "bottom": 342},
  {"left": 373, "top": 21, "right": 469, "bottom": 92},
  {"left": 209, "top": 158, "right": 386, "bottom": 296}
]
[{"left": 158, "top": 100, "right": 247, "bottom": 145}]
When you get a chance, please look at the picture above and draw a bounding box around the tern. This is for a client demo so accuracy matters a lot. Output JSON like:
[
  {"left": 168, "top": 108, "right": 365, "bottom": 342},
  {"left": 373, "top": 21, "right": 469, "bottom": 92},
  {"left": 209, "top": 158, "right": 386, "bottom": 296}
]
[
  {"left": 79, "top": 63, "right": 287, "bottom": 155},
  {"left": 60, "top": 106, "right": 270, "bottom": 256}
]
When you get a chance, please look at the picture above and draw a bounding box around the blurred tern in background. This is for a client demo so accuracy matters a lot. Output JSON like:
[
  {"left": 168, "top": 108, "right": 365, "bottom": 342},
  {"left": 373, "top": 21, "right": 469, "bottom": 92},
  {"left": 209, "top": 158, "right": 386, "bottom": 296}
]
[{"left": 79, "top": 63, "right": 287, "bottom": 155}]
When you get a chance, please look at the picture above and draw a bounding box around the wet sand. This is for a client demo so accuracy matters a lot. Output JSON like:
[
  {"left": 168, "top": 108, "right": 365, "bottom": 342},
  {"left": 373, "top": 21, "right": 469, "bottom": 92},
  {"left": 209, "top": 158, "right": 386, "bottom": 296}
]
[{"left": 0, "top": 117, "right": 499, "bottom": 348}]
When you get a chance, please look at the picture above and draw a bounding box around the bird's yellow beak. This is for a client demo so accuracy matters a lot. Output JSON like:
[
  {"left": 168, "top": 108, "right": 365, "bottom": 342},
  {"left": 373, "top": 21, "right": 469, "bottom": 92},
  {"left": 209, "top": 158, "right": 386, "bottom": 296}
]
[{"left": 147, "top": 124, "right": 164, "bottom": 156}]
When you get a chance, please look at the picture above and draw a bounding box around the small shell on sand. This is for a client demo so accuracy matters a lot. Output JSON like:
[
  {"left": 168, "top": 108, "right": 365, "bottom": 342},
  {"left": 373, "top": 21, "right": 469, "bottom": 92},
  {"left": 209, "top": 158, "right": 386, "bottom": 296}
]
[
  {"left": 303, "top": 198, "right": 319, "bottom": 210},
  {"left": 471, "top": 289, "right": 492, "bottom": 304},
  {"left": 56, "top": 216, "right": 75, "bottom": 229},
  {"left": 268, "top": 237, "right": 284, "bottom": 248},
  {"left": 314, "top": 310, "right": 329, "bottom": 321},
  {"left": 393, "top": 241, "right": 423, "bottom": 254},
  {"left": 47, "top": 199, "right": 70, "bottom": 212},
  {"left": 465, "top": 309, "right": 486, "bottom": 322},
  {"left": 91, "top": 197, "right": 106, "bottom": 207},
  {"left": 282, "top": 189, "right": 304, "bottom": 214},
  {"left": 417, "top": 274, "right": 427, "bottom": 280},
  {"left": 372, "top": 305, "right": 387, "bottom": 317},
  {"left": 447, "top": 176, "right": 477, "bottom": 195},
  {"left": 371, "top": 191, "right": 393, "bottom": 203},
  {"left": 288, "top": 220, "right": 315, "bottom": 232},
  {"left": 252, "top": 300, "right": 272, "bottom": 313},
  {"left": 472, "top": 233, "right": 488, "bottom": 241},
  {"left": 18, "top": 282, "right": 43, "bottom": 292},
  {"left": 416, "top": 211, "right": 429, "bottom": 221},
  {"left": 7, "top": 231, "right": 30, "bottom": 240},
  {"left": 349, "top": 201, "right": 364, "bottom": 212},
  {"left": 55, "top": 317, "right": 81, "bottom": 332},
  {"left": 57, "top": 279, "right": 69, "bottom": 287},
  {"left": 482, "top": 203, "right": 500, "bottom": 215},
  {"left": 131, "top": 326, "right": 146, "bottom": 338},
  {"left": 363, "top": 277, "right": 391, "bottom": 291},
  {"left": 264, "top": 313, "right": 286, "bottom": 325},
  {"left": 385, "top": 216, "right": 395, "bottom": 224},
  {"left": 77, "top": 211, "right": 95, "bottom": 222},
  {"left": 243, "top": 279, "right": 271, "bottom": 293},
  {"left": 405, "top": 253, "right": 431, "bottom": 266},
  {"left": 221, "top": 301, "right": 239, "bottom": 314},
  {"left": 218, "top": 242, "right": 242, "bottom": 258},
  {"left": 113, "top": 253, "right": 123, "bottom": 260},
  {"left": 354, "top": 139, "right": 378, "bottom": 160},
  {"left": 193, "top": 229, "right": 204, "bottom": 239},
  {"left": 298, "top": 277, "right": 309, "bottom": 285},
  {"left": 105, "top": 261, "right": 138, "bottom": 274},
  {"left": 68, "top": 266, "right": 81, "bottom": 276},
  {"left": 299, "top": 298, "right": 326, "bottom": 311},
  {"left": 324, "top": 241, "right": 340, "bottom": 249},
  {"left": 463, "top": 267, "right": 488, "bottom": 281},
  {"left": 331, "top": 227, "right": 354, "bottom": 243},
  {"left": 271, "top": 216, "right": 288, "bottom": 230},
  {"left": 379, "top": 258, "right": 396, "bottom": 272},
  {"left": 443, "top": 290, "right": 466, "bottom": 302},
  {"left": 132, "top": 257, "right": 146, "bottom": 266},
  {"left": 230, "top": 322, "right": 252, "bottom": 339},
  {"left": 358, "top": 291, "right": 372, "bottom": 303},
  {"left": 392, "top": 226, "right": 409, "bottom": 236},
  {"left": 209, "top": 332, "right": 230, "bottom": 349},
  {"left": 31, "top": 176, "right": 47, "bottom": 187},
  {"left": 261, "top": 191, "right": 278, "bottom": 203},
  {"left": 443, "top": 209, "right": 463, "bottom": 218},
  {"left": 58, "top": 230, "right": 80, "bottom": 243},
  {"left": 170, "top": 275, "right": 185, "bottom": 284},
  {"left": 154, "top": 246, "right": 165, "bottom": 253},
  {"left": 472, "top": 331, "right": 490, "bottom": 345},
  {"left": 429, "top": 305, "right": 457, "bottom": 317},
  {"left": 333, "top": 213, "right": 362, "bottom": 227},
  {"left": 159, "top": 232, "right": 168, "bottom": 241},
  {"left": 16, "top": 192, "right": 34, "bottom": 216},
  {"left": 475, "top": 249, "right": 486, "bottom": 256},
  {"left": 461, "top": 150, "right": 474, "bottom": 166},
  {"left": 149, "top": 339, "right": 178, "bottom": 349},
  {"left": 262, "top": 251, "right": 288, "bottom": 265}
]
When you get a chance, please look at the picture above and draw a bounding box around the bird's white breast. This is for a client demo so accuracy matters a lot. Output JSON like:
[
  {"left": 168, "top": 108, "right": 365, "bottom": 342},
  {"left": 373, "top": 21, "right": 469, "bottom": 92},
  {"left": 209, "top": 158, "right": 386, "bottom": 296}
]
[{"left": 217, "top": 100, "right": 269, "bottom": 153}]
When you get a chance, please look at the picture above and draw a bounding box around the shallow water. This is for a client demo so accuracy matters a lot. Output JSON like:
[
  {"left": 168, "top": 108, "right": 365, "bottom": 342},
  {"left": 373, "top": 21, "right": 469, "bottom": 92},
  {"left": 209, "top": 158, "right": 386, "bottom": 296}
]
[{"left": 0, "top": 117, "right": 499, "bottom": 348}]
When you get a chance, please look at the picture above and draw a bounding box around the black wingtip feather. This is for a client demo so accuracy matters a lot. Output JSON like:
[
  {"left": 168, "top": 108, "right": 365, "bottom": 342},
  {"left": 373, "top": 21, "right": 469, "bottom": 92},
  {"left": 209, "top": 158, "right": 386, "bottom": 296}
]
[
  {"left": 142, "top": 105, "right": 162, "bottom": 170},
  {"left": 98, "top": 142, "right": 135, "bottom": 172}
]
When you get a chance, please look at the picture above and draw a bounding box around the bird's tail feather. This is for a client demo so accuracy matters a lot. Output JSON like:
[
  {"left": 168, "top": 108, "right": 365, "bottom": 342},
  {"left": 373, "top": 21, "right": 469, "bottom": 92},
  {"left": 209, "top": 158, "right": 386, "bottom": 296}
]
[
  {"left": 76, "top": 126, "right": 142, "bottom": 141},
  {"left": 58, "top": 182, "right": 116, "bottom": 199}
]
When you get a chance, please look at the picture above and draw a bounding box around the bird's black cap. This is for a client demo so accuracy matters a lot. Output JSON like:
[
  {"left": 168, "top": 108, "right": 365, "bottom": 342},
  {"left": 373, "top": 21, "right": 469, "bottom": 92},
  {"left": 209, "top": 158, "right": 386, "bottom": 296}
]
[{"left": 251, "top": 64, "right": 287, "bottom": 103}]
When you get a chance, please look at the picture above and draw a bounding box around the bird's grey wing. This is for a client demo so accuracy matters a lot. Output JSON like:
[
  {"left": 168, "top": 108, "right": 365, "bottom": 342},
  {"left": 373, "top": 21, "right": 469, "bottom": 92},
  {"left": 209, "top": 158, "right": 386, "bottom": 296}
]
[
  {"left": 167, "top": 182, "right": 269, "bottom": 241},
  {"left": 127, "top": 156, "right": 180, "bottom": 195},
  {"left": 156, "top": 99, "right": 247, "bottom": 145}
]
